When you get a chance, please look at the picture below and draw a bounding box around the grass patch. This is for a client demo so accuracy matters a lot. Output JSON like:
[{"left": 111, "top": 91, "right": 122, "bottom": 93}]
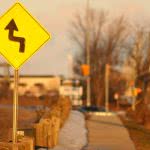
[{"left": 121, "top": 117, "right": 150, "bottom": 150}]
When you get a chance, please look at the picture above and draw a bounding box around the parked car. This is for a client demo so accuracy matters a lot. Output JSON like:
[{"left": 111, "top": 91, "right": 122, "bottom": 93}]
[{"left": 78, "top": 105, "right": 105, "bottom": 113}]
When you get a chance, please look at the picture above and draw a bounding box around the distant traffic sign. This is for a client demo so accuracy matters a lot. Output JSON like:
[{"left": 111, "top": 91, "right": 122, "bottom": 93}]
[{"left": 0, "top": 3, "right": 51, "bottom": 69}]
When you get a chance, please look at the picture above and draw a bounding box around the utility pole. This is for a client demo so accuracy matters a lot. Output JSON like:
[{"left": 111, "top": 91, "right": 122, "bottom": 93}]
[
  {"left": 86, "top": 0, "right": 91, "bottom": 106},
  {"left": 105, "top": 64, "right": 110, "bottom": 112}
]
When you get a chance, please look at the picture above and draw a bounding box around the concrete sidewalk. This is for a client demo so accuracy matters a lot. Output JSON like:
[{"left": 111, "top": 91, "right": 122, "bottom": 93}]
[{"left": 85, "top": 113, "right": 135, "bottom": 150}]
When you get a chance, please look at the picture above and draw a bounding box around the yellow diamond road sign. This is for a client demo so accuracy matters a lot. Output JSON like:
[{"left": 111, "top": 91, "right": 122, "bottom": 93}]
[{"left": 0, "top": 3, "right": 51, "bottom": 69}]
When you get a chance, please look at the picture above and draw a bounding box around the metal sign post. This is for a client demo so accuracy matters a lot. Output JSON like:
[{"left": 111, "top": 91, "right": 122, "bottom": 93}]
[{"left": 13, "top": 69, "right": 19, "bottom": 144}]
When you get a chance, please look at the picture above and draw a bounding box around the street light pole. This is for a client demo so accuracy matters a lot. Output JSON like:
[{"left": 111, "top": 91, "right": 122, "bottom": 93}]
[{"left": 86, "top": 0, "right": 91, "bottom": 106}]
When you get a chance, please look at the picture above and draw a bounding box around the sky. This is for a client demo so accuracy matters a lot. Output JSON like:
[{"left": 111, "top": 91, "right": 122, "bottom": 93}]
[{"left": 0, "top": 0, "right": 150, "bottom": 76}]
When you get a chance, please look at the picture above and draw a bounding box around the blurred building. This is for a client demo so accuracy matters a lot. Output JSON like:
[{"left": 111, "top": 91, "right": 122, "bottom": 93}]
[{"left": 0, "top": 75, "right": 61, "bottom": 97}]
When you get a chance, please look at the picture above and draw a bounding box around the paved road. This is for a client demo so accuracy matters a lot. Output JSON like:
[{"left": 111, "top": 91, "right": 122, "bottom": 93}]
[{"left": 85, "top": 113, "right": 135, "bottom": 150}]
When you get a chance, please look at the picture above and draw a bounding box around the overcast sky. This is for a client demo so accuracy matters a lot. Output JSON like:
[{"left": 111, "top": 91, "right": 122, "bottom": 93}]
[{"left": 0, "top": 0, "right": 150, "bottom": 76}]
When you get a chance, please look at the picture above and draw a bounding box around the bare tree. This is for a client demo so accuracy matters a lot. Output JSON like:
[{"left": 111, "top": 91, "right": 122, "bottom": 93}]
[
  {"left": 141, "top": 32, "right": 150, "bottom": 73},
  {"left": 70, "top": 10, "right": 107, "bottom": 74},
  {"left": 70, "top": 9, "right": 129, "bottom": 105},
  {"left": 127, "top": 27, "right": 150, "bottom": 79}
]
